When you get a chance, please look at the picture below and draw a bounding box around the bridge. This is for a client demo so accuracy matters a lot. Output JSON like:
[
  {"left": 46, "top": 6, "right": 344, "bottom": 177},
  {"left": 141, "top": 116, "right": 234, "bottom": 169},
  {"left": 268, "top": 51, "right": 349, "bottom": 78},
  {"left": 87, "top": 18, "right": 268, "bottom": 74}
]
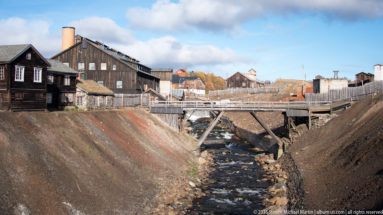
[{"left": 149, "top": 100, "right": 351, "bottom": 158}]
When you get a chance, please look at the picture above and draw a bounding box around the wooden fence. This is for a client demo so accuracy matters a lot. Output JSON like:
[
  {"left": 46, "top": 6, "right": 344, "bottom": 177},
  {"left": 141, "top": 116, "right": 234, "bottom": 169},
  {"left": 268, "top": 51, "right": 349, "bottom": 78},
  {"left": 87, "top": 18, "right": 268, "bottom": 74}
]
[
  {"left": 113, "top": 94, "right": 150, "bottom": 108},
  {"left": 305, "top": 81, "right": 383, "bottom": 102},
  {"left": 208, "top": 87, "right": 279, "bottom": 97}
]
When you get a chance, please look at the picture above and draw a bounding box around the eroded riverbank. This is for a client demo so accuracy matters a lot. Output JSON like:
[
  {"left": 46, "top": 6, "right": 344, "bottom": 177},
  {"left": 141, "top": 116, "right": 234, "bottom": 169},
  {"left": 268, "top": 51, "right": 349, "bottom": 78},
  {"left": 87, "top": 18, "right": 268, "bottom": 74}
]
[{"left": 153, "top": 113, "right": 289, "bottom": 214}]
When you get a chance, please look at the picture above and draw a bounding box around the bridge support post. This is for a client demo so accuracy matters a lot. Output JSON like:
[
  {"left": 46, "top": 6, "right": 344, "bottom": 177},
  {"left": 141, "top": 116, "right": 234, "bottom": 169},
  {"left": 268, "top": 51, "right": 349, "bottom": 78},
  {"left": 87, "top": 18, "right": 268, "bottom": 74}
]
[
  {"left": 198, "top": 111, "right": 224, "bottom": 146},
  {"left": 250, "top": 112, "right": 283, "bottom": 159},
  {"left": 179, "top": 112, "right": 185, "bottom": 133},
  {"left": 308, "top": 109, "right": 312, "bottom": 130}
]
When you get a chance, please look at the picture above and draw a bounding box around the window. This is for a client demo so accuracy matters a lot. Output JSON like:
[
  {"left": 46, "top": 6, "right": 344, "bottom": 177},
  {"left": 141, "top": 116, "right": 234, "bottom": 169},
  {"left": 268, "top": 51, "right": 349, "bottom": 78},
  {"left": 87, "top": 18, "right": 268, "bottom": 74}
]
[
  {"left": 68, "top": 93, "right": 73, "bottom": 103},
  {"left": 15, "top": 92, "right": 23, "bottom": 100},
  {"left": 78, "top": 62, "right": 84, "bottom": 70},
  {"left": 112, "top": 64, "right": 116, "bottom": 70},
  {"left": 47, "top": 93, "right": 53, "bottom": 104},
  {"left": 61, "top": 93, "right": 66, "bottom": 103},
  {"left": 236, "top": 76, "right": 240, "bottom": 81},
  {"left": 242, "top": 82, "right": 246, "bottom": 87},
  {"left": 89, "top": 63, "right": 95, "bottom": 70},
  {"left": 47, "top": 75, "right": 54, "bottom": 85},
  {"left": 101, "top": 63, "right": 107, "bottom": 70},
  {"left": 63, "top": 62, "right": 69, "bottom": 67},
  {"left": 15, "top": 65, "right": 24, "bottom": 82},
  {"left": 33, "top": 67, "right": 42, "bottom": 83},
  {"left": 26, "top": 53, "right": 31, "bottom": 60},
  {"left": 97, "top": 81, "right": 104, "bottom": 85},
  {"left": 116, "top": 81, "right": 123, "bottom": 88},
  {"left": 64, "top": 75, "right": 70, "bottom": 86},
  {"left": 76, "top": 96, "right": 83, "bottom": 106},
  {"left": 0, "top": 66, "right": 5, "bottom": 80}
]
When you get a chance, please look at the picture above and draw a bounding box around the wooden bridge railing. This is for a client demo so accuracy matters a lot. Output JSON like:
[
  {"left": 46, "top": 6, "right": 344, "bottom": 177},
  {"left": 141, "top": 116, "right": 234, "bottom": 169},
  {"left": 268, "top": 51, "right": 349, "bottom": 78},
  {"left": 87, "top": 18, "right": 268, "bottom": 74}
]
[{"left": 149, "top": 100, "right": 333, "bottom": 111}]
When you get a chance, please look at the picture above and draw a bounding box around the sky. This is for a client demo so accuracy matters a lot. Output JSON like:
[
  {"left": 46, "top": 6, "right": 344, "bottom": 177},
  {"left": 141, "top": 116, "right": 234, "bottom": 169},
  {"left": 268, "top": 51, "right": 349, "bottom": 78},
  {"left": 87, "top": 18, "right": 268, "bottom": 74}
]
[{"left": 0, "top": 0, "right": 382, "bottom": 81}]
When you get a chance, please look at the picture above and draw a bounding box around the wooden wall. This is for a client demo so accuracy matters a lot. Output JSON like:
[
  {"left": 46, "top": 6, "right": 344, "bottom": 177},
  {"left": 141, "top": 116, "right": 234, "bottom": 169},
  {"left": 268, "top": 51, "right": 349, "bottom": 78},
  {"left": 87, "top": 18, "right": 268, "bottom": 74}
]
[
  {"left": 8, "top": 47, "right": 48, "bottom": 110},
  {"left": 226, "top": 72, "right": 253, "bottom": 88},
  {"left": 47, "top": 73, "right": 77, "bottom": 109},
  {"left": 53, "top": 41, "right": 158, "bottom": 94}
]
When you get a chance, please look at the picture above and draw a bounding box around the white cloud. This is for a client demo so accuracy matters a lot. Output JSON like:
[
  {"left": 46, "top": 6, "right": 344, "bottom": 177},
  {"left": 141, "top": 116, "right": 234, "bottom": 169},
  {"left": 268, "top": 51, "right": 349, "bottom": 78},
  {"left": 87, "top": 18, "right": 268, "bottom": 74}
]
[
  {"left": 126, "top": 0, "right": 383, "bottom": 32},
  {"left": 0, "top": 17, "right": 244, "bottom": 68},
  {"left": 0, "top": 17, "right": 61, "bottom": 57},
  {"left": 69, "top": 17, "right": 135, "bottom": 44},
  {"left": 115, "top": 36, "right": 244, "bottom": 68}
]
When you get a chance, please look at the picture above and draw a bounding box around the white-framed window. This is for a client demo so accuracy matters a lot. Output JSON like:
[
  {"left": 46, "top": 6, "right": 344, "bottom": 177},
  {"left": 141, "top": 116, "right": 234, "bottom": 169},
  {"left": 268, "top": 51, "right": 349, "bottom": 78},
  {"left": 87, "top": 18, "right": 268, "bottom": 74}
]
[
  {"left": 33, "top": 67, "right": 42, "bottom": 83},
  {"left": 64, "top": 75, "right": 70, "bottom": 86},
  {"left": 63, "top": 62, "right": 69, "bottom": 67},
  {"left": 26, "top": 53, "right": 31, "bottom": 60},
  {"left": 68, "top": 93, "right": 73, "bottom": 103},
  {"left": 101, "top": 63, "right": 107, "bottom": 70},
  {"left": 15, "top": 65, "right": 25, "bottom": 82},
  {"left": 0, "top": 66, "right": 5, "bottom": 80},
  {"left": 116, "top": 80, "right": 122, "bottom": 88},
  {"left": 47, "top": 74, "right": 54, "bottom": 85},
  {"left": 76, "top": 96, "right": 83, "bottom": 106},
  {"left": 46, "top": 93, "right": 53, "bottom": 104},
  {"left": 97, "top": 81, "right": 104, "bottom": 85},
  {"left": 78, "top": 62, "right": 85, "bottom": 70},
  {"left": 89, "top": 63, "right": 95, "bottom": 70},
  {"left": 242, "top": 82, "right": 246, "bottom": 87},
  {"left": 112, "top": 64, "right": 116, "bottom": 70}
]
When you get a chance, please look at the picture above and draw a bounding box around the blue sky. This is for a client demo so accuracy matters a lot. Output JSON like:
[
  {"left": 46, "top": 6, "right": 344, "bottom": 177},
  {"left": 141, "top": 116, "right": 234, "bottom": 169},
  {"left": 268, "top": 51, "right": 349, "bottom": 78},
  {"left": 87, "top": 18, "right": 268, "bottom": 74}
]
[{"left": 0, "top": 0, "right": 382, "bottom": 81}]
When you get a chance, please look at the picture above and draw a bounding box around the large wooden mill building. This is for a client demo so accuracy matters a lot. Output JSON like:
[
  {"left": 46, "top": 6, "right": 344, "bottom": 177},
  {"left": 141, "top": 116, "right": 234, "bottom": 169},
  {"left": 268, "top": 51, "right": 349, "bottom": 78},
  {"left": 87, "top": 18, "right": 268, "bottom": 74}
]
[{"left": 52, "top": 27, "right": 159, "bottom": 94}]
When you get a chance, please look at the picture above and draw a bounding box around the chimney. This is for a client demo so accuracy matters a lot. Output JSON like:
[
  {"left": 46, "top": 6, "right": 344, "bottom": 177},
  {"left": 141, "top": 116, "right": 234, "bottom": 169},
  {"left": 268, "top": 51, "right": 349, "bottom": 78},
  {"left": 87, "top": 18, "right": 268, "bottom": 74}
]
[{"left": 62, "top": 27, "right": 75, "bottom": 51}]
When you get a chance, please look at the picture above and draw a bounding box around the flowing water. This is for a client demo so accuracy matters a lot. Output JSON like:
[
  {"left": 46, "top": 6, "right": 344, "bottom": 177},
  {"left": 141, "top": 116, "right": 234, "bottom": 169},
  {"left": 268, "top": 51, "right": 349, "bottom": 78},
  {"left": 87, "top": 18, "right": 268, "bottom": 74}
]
[{"left": 186, "top": 112, "right": 271, "bottom": 215}]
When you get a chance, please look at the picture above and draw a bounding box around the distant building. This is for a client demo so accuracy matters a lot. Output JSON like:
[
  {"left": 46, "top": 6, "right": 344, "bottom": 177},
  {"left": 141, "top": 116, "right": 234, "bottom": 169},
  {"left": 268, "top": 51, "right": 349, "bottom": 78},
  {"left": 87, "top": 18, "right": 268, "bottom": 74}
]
[
  {"left": 172, "top": 75, "right": 205, "bottom": 95},
  {"left": 374, "top": 64, "right": 383, "bottom": 81},
  {"left": 226, "top": 69, "right": 262, "bottom": 88},
  {"left": 355, "top": 72, "right": 374, "bottom": 86},
  {"left": 151, "top": 68, "right": 173, "bottom": 97},
  {"left": 0, "top": 44, "right": 50, "bottom": 110},
  {"left": 174, "top": 69, "right": 187, "bottom": 77},
  {"left": 313, "top": 78, "right": 348, "bottom": 94},
  {"left": 52, "top": 27, "right": 159, "bottom": 94},
  {"left": 47, "top": 59, "right": 78, "bottom": 109},
  {"left": 76, "top": 79, "right": 114, "bottom": 109}
]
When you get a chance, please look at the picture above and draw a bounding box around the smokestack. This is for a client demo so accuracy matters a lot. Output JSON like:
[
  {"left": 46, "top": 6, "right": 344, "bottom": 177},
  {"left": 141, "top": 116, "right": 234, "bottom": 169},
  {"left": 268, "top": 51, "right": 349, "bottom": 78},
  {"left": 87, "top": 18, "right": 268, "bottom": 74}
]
[{"left": 62, "top": 27, "right": 75, "bottom": 51}]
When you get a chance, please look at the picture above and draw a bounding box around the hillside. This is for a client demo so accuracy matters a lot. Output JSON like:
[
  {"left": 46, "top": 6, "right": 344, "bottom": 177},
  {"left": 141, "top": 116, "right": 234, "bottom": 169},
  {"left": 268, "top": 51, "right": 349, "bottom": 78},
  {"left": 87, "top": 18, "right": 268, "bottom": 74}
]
[
  {"left": 0, "top": 109, "right": 197, "bottom": 214},
  {"left": 284, "top": 95, "right": 383, "bottom": 210}
]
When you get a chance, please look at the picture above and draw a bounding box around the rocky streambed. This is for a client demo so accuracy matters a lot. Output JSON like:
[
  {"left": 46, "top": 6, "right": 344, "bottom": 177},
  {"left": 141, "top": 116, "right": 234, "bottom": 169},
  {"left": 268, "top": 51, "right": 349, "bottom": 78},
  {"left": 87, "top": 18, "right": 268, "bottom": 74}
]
[{"left": 185, "top": 114, "right": 289, "bottom": 214}]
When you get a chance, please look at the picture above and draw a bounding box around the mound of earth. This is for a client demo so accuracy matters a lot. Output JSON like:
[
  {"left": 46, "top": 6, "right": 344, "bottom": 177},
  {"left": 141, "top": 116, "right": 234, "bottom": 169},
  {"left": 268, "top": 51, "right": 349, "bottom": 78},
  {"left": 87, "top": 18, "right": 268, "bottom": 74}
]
[
  {"left": 0, "top": 109, "right": 197, "bottom": 214},
  {"left": 285, "top": 94, "right": 383, "bottom": 210}
]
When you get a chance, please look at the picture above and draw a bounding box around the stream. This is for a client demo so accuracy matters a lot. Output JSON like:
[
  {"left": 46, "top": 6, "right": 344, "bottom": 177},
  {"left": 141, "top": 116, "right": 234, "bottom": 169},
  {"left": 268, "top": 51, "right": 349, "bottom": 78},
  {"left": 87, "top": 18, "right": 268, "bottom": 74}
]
[{"left": 185, "top": 111, "right": 272, "bottom": 215}]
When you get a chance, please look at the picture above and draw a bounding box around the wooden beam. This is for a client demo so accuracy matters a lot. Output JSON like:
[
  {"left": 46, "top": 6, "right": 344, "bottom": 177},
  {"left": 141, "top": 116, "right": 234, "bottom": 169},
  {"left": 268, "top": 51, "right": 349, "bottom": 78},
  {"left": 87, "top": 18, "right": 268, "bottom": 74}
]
[
  {"left": 198, "top": 111, "right": 224, "bottom": 146},
  {"left": 250, "top": 112, "right": 282, "bottom": 146}
]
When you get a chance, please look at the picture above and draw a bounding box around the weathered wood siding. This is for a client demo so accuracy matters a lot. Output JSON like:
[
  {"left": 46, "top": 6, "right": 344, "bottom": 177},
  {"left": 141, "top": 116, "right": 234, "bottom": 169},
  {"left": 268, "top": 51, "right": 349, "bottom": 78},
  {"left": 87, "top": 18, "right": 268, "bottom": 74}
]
[
  {"left": 47, "top": 73, "right": 77, "bottom": 109},
  {"left": 226, "top": 72, "right": 252, "bottom": 88},
  {"left": 53, "top": 41, "right": 158, "bottom": 94},
  {"left": 9, "top": 47, "right": 48, "bottom": 110}
]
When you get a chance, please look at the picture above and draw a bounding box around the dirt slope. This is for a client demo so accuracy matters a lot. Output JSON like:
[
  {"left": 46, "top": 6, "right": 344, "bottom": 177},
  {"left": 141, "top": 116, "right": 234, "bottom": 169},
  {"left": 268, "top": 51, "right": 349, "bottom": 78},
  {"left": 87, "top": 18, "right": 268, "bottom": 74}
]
[
  {"left": 287, "top": 95, "right": 383, "bottom": 210},
  {"left": 0, "top": 109, "right": 197, "bottom": 214}
]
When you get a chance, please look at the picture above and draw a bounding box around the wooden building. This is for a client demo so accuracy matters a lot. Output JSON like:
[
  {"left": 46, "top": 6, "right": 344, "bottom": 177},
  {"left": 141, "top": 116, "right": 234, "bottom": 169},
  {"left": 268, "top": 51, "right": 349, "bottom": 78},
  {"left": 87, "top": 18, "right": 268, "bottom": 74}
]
[
  {"left": 0, "top": 44, "right": 50, "bottom": 110},
  {"left": 76, "top": 79, "right": 114, "bottom": 110},
  {"left": 355, "top": 72, "right": 374, "bottom": 86},
  {"left": 52, "top": 28, "right": 159, "bottom": 94},
  {"left": 226, "top": 69, "right": 261, "bottom": 88},
  {"left": 151, "top": 68, "right": 173, "bottom": 97},
  {"left": 47, "top": 59, "right": 78, "bottom": 109}
]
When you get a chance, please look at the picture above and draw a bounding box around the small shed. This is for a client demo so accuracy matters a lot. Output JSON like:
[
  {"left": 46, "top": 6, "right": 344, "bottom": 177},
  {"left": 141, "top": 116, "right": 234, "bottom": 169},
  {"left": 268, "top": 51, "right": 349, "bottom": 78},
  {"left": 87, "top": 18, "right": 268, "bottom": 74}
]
[
  {"left": 76, "top": 79, "right": 114, "bottom": 109},
  {"left": 145, "top": 88, "right": 166, "bottom": 102}
]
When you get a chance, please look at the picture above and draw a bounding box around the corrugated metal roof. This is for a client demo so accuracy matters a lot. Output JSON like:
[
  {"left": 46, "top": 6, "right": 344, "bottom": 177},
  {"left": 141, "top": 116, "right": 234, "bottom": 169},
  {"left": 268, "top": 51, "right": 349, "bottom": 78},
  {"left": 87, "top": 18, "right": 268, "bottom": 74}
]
[
  {"left": 172, "top": 75, "right": 199, "bottom": 83},
  {"left": 47, "top": 59, "right": 79, "bottom": 74},
  {"left": 171, "top": 89, "right": 184, "bottom": 99},
  {"left": 77, "top": 79, "right": 114, "bottom": 96}
]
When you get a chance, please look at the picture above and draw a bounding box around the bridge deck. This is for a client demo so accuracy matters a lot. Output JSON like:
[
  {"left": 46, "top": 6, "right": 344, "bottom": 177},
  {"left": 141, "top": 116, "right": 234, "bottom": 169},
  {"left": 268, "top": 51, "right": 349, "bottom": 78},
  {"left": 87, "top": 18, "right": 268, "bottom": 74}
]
[{"left": 149, "top": 100, "right": 350, "bottom": 114}]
